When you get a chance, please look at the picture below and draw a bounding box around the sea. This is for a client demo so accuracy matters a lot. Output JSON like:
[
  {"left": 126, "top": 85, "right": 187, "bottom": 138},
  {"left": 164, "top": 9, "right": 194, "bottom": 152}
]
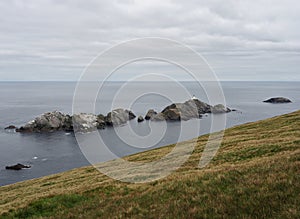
[{"left": 0, "top": 81, "right": 299, "bottom": 186}]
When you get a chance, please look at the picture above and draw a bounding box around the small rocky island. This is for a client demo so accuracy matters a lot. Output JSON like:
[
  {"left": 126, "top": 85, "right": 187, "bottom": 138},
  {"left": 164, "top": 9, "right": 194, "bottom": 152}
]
[
  {"left": 15, "top": 109, "right": 136, "bottom": 133},
  {"left": 147, "top": 99, "right": 230, "bottom": 121},
  {"left": 8, "top": 99, "right": 231, "bottom": 133},
  {"left": 6, "top": 163, "right": 31, "bottom": 170},
  {"left": 263, "top": 97, "right": 292, "bottom": 104}
]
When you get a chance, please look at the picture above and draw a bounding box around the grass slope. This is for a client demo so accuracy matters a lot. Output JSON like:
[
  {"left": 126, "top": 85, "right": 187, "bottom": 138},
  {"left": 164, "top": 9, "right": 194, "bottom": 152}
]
[{"left": 0, "top": 111, "right": 299, "bottom": 218}]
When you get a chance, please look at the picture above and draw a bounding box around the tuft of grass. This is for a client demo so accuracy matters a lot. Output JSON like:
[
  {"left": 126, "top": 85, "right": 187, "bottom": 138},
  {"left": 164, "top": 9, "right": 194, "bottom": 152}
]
[{"left": 0, "top": 110, "right": 299, "bottom": 218}]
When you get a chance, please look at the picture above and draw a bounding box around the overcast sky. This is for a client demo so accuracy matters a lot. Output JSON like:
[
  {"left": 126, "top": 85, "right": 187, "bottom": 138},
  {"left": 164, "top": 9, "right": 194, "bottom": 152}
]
[{"left": 0, "top": 0, "right": 299, "bottom": 81}]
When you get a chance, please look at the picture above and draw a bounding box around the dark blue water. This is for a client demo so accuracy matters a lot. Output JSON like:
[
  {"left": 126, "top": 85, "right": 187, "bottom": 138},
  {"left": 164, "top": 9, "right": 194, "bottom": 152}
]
[{"left": 0, "top": 81, "right": 299, "bottom": 186}]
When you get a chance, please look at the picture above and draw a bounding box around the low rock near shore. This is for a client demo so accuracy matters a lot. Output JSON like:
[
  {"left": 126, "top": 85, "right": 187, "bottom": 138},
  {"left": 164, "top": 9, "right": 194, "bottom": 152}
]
[
  {"left": 263, "top": 97, "right": 292, "bottom": 104},
  {"left": 6, "top": 163, "right": 31, "bottom": 170}
]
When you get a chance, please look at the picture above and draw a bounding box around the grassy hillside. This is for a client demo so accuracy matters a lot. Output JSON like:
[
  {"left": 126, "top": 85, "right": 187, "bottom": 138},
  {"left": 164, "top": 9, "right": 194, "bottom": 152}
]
[{"left": 0, "top": 111, "right": 299, "bottom": 218}]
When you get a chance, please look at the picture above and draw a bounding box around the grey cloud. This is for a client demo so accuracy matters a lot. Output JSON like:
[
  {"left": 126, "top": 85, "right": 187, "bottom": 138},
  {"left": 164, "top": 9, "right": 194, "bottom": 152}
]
[{"left": 0, "top": 0, "right": 299, "bottom": 80}]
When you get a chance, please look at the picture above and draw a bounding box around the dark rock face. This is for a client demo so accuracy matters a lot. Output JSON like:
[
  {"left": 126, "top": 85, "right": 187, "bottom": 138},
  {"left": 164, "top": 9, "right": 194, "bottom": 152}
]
[
  {"left": 137, "top": 116, "right": 144, "bottom": 122},
  {"left": 6, "top": 163, "right": 31, "bottom": 170},
  {"left": 162, "top": 108, "right": 181, "bottom": 121},
  {"left": 189, "top": 99, "right": 212, "bottom": 115},
  {"left": 145, "top": 109, "right": 157, "bottom": 120},
  {"left": 105, "top": 109, "right": 136, "bottom": 126},
  {"left": 4, "top": 125, "right": 16, "bottom": 130},
  {"left": 62, "top": 115, "right": 73, "bottom": 131},
  {"left": 96, "top": 114, "right": 106, "bottom": 129},
  {"left": 263, "top": 97, "right": 292, "bottom": 104},
  {"left": 128, "top": 110, "right": 136, "bottom": 120}
]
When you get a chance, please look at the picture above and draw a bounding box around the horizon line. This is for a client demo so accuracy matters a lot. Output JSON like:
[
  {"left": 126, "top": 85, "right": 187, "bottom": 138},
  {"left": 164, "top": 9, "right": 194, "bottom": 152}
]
[{"left": 0, "top": 80, "right": 299, "bottom": 83}]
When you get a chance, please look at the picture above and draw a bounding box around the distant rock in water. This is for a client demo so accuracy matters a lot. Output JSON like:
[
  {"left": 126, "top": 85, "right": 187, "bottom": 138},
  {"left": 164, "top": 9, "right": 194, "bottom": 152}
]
[
  {"left": 145, "top": 109, "right": 157, "bottom": 120},
  {"left": 150, "top": 112, "right": 166, "bottom": 121},
  {"left": 15, "top": 109, "right": 135, "bottom": 133},
  {"left": 161, "top": 99, "right": 209, "bottom": 121},
  {"left": 263, "top": 97, "right": 292, "bottom": 104},
  {"left": 4, "top": 125, "right": 16, "bottom": 130},
  {"left": 162, "top": 108, "right": 181, "bottom": 121},
  {"left": 6, "top": 163, "right": 31, "bottom": 170},
  {"left": 211, "top": 104, "right": 231, "bottom": 114},
  {"left": 16, "top": 111, "right": 72, "bottom": 133},
  {"left": 158, "top": 99, "right": 231, "bottom": 121},
  {"left": 96, "top": 114, "right": 106, "bottom": 129},
  {"left": 13, "top": 99, "right": 231, "bottom": 133},
  {"left": 72, "top": 113, "right": 98, "bottom": 132},
  {"left": 137, "top": 116, "right": 144, "bottom": 122},
  {"left": 105, "top": 109, "right": 136, "bottom": 126}
]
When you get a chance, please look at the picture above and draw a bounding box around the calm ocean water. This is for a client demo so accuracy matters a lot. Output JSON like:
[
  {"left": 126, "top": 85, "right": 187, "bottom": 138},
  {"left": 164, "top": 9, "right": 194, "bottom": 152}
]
[{"left": 0, "top": 81, "right": 299, "bottom": 186}]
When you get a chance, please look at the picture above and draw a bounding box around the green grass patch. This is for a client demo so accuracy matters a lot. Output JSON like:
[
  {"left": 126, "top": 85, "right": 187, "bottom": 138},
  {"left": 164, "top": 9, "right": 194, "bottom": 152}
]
[
  {"left": 213, "top": 144, "right": 291, "bottom": 163},
  {"left": 2, "top": 194, "right": 87, "bottom": 218}
]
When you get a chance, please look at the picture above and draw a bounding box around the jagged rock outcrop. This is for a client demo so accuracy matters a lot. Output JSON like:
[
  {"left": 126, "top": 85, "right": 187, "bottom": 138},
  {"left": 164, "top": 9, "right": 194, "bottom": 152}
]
[
  {"left": 162, "top": 108, "right": 181, "bottom": 121},
  {"left": 16, "top": 111, "right": 72, "bottom": 133},
  {"left": 14, "top": 108, "right": 136, "bottom": 133},
  {"left": 15, "top": 109, "right": 134, "bottom": 133},
  {"left": 263, "top": 97, "right": 292, "bottom": 104},
  {"left": 105, "top": 109, "right": 136, "bottom": 126},
  {"left": 161, "top": 99, "right": 207, "bottom": 121},
  {"left": 145, "top": 109, "right": 157, "bottom": 120},
  {"left": 158, "top": 99, "right": 231, "bottom": 121}
]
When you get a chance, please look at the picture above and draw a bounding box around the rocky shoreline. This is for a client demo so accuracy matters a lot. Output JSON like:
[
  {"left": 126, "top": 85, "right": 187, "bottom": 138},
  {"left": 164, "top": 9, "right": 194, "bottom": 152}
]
[{"left": 6, "top": 98, "right": 231, "bottom": 133}]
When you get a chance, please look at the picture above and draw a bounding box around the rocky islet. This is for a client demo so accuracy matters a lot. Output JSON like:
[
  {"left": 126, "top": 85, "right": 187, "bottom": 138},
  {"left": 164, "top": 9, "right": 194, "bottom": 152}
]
[
  {"left": 8, "top": 98, "right": 233, "bottom": 133},
  {"left": 263, "top": 97, "right": 292, "bottom": 104}
]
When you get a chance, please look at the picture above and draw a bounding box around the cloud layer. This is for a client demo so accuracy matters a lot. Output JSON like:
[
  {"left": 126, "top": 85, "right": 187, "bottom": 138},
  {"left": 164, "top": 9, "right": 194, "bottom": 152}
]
[{"left": 0, "top": 0, "right": 299, "bottom": 80}]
